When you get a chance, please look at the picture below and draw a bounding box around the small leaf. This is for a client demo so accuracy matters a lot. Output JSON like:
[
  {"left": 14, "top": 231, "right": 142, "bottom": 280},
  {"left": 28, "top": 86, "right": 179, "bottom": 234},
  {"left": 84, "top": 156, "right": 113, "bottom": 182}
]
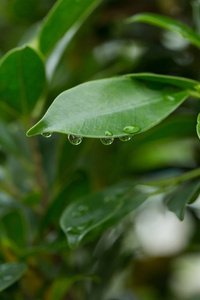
[
  {"left": 60, "top": 184, "right": 150, "bottom": 248},
  {"left": 0, "top": 46, "right": 46, "bottom": 118},
  {"left": 126, "top": 13, "right": 200, "bottom": 49},
  {"left": 0, "top": 262, "right": 27, "bottom": 292},
  {"left": 39, "top": 0, "right": 101, "bottom": 57},
  {"left": 27, "top": 74, "right": 197, "bottom": 138},
  {"left": 167, "top": 179, "right": 200, "bottom": 220},
  {"left": 196, "top": 113, "right": 200, "bottom": 138}
]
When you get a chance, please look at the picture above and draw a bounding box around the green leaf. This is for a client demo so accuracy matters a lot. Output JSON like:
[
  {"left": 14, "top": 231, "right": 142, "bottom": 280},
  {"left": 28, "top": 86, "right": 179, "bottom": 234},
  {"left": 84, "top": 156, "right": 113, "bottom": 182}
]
[
  {"left": 0, "top": 46, "right": 46, "bottom": 118},
  {"left": 60, "top": 183, "right": 150, "bottom": 248},
  {"left": 50, "top": 275, "right": 98, "bottom": 300},
  {"left": 196, "top": 113, "right": 200, "bottom": 138},
  {"left": 27, "top": 74, "right": 197, "bottom": 138},
  {"left": 2, "top": 210, "right": 27, "bottom": 248},
  {"left": 167, "top": 179, "right": 200, "bottom": 220},
  {"left": 0, "top": 262, "right": 27, "bottom": 292},
  {"left": 39, "top": 0, "right": 101, "bottom": 57},
  {"left": 126, "top": 13, "right": 200, "bottom": 49}
]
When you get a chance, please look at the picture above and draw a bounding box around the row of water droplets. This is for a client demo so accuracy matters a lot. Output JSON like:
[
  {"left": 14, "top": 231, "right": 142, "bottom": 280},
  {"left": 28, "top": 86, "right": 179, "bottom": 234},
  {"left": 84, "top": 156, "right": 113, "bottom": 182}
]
[{"left": 42, "top": 125, "right": 141, "bottom": 145}]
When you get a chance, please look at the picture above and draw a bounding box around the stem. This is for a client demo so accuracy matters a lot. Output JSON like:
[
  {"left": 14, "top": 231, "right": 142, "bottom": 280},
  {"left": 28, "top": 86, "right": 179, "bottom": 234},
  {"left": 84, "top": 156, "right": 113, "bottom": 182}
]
[
  {"left": 28, "top": 135, "right": 49, "bottom": 212},
  {"left": 143, "top": 167, "right": 200, "bottom": 187}
]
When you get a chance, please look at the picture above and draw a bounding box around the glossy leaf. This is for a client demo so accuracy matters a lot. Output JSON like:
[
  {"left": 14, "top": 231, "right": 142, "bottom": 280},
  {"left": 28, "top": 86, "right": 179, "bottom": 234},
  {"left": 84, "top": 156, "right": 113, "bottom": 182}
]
[
  {"left": 167, "top": 179, "right": 200, "bottom": 220},
  {"left": 60, "top": 184, "right": 151, "bottom": 248},
  {"left": 126, "top": 13, "right": 200, "bottom": 49},
  {"left": 39, "top": 0, "right": 101, "bottom": 56},
  {"left": 27, "top": 74, "right": 197, "bottom": 138},
  {"left": 0, "top": 262, "right": 27, "bottom": 292},
  {"left": 196, "top": 113, "right": 200, "bottom": 139},
  {"left": 0, "top": 46, "right": 46, "bottom": 118}
]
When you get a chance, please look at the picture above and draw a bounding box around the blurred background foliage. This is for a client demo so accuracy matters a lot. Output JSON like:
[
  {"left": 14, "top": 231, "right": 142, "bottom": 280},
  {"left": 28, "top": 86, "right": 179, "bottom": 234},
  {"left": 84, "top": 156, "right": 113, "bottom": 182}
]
[{"left": 1, "top": 0, "right": 200, "bottom": 299}]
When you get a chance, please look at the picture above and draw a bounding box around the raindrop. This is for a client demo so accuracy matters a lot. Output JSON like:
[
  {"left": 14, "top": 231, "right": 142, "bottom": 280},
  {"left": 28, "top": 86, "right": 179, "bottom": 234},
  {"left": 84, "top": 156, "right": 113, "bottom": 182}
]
[
  {"left": 78, "top": 205, "right": 89, "bottom": 213},
  {"left": 65, "top": 226, "right": 79, "bottom": 234},
  {"left": 100, "top": 137, "right": 114, "bottom": 146},
  {"left": 105, "top": 130, "right": 113, "bottom": 136},
  {"left": 68, "top": 134, "right": 83, "bottom": 145},
  {"left": 122, "top": 125, "right": 141, "bottom": 134},
  {"left": 164, "top": 95, "right": 175, "bottom": 101},
  {"left": 119, "top": 135, "right": 132, "bottom": 142},
  {"left": 42, "top": 132, "right": 52, "bottom": 138},
  {"left": 72, "top": 205, "right": 89, "bottom": 218},
  {"left": 77, "top": 220, "right": 92, "bottom": 231}
]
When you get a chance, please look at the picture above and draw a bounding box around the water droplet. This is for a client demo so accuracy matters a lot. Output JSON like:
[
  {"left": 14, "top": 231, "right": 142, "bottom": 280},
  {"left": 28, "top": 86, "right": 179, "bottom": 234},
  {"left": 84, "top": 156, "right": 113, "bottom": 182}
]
[
  {"left": 65, "top": 226, "right": 80, "bottom": 234},
  {"left": 105, "top": 130, "right": 113, "bottom": 136},
  {"left": 72, "top": 206, "right": 89, "bottom": 218},
  {"left": 122, "top": 125, "right": 141, "bottom": 134},
  {"left": 100, "top": 137, "right": 114, "bottom": 145},
  {"left": 68, "top": 135, "right": 83, "bottom": 145},
  {"left": 119, "top": 135, "right": 132, "bottom": 142},
  {"left": 164, "top": 95, "right": 175, "bottom": 101},
  {"left": 42, "top": 132, "right": 52, "bottom": 138},
  {"left": 77, "top": 221, "right": 91, "bottom": 231},
  {"left": 78, "top": 205, "right": 89, "bottom": 213}
]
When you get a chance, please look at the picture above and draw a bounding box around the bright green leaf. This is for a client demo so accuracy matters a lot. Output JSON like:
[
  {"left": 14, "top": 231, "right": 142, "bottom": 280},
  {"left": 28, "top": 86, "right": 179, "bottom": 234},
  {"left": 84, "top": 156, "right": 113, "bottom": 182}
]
[
  {"left": 126, "top": 13, "right": 200, "bottom": 49},
  {"left": 60, "top": 184, "right": 150, "bottom": 248},
  {"left": 0, "top": 262, "right": 27, "bottom": 292},
  {"left": 167, "top": 179, "right": 200, "bottom": 220},
  {"left": 0, "top": 46, "right": 46, "bottom": 118},
  {"left": 39, "top": 0, "right": 101, "bottom": 57},
  {"left": 196, "top": 113, "right": 200, "bottom": 138},
  {"left": 27, "top": 74, "right": 197, "bottom": 138}
]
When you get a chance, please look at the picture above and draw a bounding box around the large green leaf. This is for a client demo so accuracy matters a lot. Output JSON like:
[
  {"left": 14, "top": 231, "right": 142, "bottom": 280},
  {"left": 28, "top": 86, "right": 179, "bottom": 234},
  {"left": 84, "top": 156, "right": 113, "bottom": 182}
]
[
  {"left": 39, "top": 0, "right": 101, "bottom": 57},
  {"left": 60, "top": 183, "right": 151, "bottom": 248},
  {"left": 167, "top": 179, "right": 200, "bottom": 220},
  {"left": 27, "top": 74, "right": 197, "bottom": 139},
  {"left": 0, "top": 262, "right": 27, "bottom": 292},
  {"left": 126, "top": 13, "right": 200, "bottom": 49},
  {"left": 0, "top": 46, "right": 46, "bottom": 118}
]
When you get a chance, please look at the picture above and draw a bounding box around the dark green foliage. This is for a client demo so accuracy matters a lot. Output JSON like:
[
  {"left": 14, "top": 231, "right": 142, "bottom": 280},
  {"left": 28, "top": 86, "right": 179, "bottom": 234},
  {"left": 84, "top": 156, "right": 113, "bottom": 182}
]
[{"left": 1, "top": 0, "right": 200, "bottom": 299}]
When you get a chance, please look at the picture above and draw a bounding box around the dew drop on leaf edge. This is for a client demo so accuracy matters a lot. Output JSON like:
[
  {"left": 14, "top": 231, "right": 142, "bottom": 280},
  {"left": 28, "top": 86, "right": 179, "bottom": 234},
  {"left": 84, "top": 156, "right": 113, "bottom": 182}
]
[
  {"left": 100, "top": 137, "right": 114, "bottom": 146},
  {"left": 119, "top": 135, "right": 132, "bottom": 142},
  {"left": 68, "top": 134, "right": 83, "bottom": 145},
  {"left": 105, "top": 130, "right": 113, "bottom": 136},
  {"left": 42, "top": 132, "right": 52, "bottom": 138},
  {"left": 122, "top": 125, "right": 141, "bottom": 134}
]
